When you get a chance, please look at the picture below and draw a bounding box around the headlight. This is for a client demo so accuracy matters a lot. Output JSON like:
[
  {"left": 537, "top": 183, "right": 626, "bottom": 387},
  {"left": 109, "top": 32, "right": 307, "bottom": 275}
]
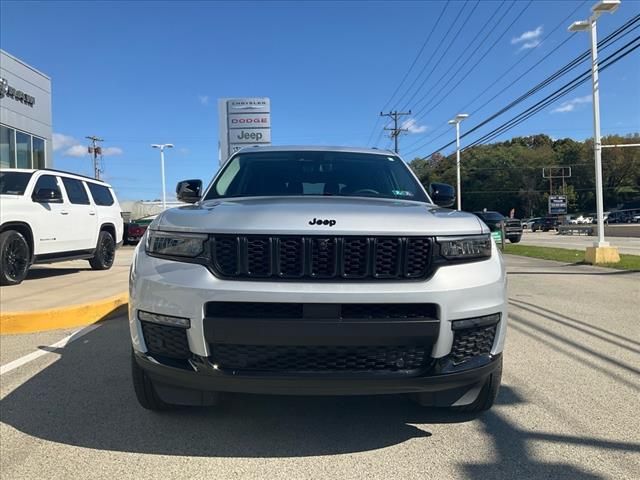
[
  {"left": 146, "top": 230, "right": 208, "bottom": 258},
  {"left": 437, "top": 234, "right": 491, "bottom": 260}
]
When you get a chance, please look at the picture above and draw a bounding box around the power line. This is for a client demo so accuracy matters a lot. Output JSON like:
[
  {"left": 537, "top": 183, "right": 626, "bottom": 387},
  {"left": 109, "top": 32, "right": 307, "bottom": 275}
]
[
  {"left": 365, "top": 1, "right": 450, "bottom": 147},
  {"left": 374, "top": 1, "right": 476, "bottom": 148},
  {"left": 414, "top": 18, "right": 640, "bottom": 158},
  {"left": 463, "top": 37, "right": 640, "bottom": 150},
  {"left": 423, "top": 34, "right": 640, "bottom": 157},
  {"left": 397, "top": 1, "right": 481, "bottom": 113},
  {"left": 410, "top": 0, "right": 526, "bottom": 122},
  {"left": 402, "top": 3, "right": 636, "bottom": 155}
]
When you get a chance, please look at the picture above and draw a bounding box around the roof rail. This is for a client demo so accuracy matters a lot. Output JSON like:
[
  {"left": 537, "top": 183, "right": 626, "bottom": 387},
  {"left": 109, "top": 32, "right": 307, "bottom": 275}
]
[{"left": 42, "top": 168, "right": 107, "bottom": 183}]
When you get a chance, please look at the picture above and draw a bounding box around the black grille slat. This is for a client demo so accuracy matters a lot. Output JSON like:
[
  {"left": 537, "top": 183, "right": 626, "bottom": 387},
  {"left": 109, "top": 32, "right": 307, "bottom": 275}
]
[
  {"left": 210, "top": 344, "right": 429, "bottom": 372},
  {"left": 342, "top": 238, "right": 369, "bottom": 278},
  {"left": 374, "top": 238, "right": 401, "bottom": 278},
  {"left": 213, "top": 237, "right": 239, "bottom": 276},
  {"left": 211, "top": 235, "right": 432, "bottom": 281},
  {"left": 405, "top": 238, "right": 430, "bottom": 278},
  {"left": 341, "top": 303, "right": 437, "bottom": 320},
  {"left": 311, "top": 238, "right": 337, "bottom": 277},
  {"left": 205, "top": 302, "right": 437, "bottom": 320},
  {"left": 141, "top": 321, "right": 190, "bottom": 359},
  {"left": 278, "top": 238, "right": 304, "bottom": 277},
  {"left": 451, "top": 324, "right": 497, "bottom": 365},
  {"left": 206, "top": 302, "right": 303, "bottom": 319},
  {"left": 247, "top": 238, "right": 271, "bottom": 276}
]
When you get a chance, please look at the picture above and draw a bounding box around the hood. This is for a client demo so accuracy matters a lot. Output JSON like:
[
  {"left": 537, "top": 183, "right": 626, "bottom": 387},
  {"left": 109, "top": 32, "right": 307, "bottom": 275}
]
[{"left": 152, "top": 197, "right": 487, "bottom": 236}]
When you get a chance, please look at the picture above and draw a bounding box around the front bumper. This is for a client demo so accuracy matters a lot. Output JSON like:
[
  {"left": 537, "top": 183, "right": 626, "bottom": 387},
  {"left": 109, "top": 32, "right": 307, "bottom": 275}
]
[{"left": 134, "top": 349, "right": 502, "bottom": 398}]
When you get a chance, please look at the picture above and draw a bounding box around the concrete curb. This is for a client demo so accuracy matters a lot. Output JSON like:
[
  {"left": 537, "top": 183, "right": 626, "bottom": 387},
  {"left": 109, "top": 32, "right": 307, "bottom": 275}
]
[{"left": 0, "top": 293, "right": 129, "bottom": 335}]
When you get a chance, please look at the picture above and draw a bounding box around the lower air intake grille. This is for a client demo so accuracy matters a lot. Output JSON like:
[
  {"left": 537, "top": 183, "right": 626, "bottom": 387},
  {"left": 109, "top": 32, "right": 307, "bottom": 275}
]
[
  {"left": 450, "top": 324, "right": 497, "bottom": 365},
  {"left": 141, "top": 321, "right": 190, "bottom": 360},
  {"left": 210, "top": 344, "right": 430, "bottom": 372}
]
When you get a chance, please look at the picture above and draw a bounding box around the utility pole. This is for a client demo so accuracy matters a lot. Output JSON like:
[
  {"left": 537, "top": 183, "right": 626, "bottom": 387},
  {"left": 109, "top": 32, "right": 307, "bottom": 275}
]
[
  {"left": 86, "top": 135, "right": 104, "bottom": 180},
  {"left": 380, "top": 110, "right": 411, "bottom": 153}
]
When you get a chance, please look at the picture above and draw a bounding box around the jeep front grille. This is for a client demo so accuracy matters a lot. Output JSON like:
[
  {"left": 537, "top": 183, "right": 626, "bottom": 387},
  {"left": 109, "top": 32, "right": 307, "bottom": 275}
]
[{"left": 210, "top": 236, "right": 433, "bottom": 280}]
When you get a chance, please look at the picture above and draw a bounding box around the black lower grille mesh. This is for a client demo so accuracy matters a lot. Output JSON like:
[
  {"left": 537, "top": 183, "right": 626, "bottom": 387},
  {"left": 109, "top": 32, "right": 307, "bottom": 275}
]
[
  {"left": 450, "top": 324, "right": 497, "bottom": 365},
  {"left": 210, "top": 344, "right": 429, "bottom": 372},
  {"left": 141, "top": 321, "right": 190, "bottom": 359}
]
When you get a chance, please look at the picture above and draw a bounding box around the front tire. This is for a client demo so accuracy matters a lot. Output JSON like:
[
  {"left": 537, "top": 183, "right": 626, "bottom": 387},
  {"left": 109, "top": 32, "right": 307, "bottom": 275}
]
[
  {"left": 131, "top": 351, "right": 172, "bottom": 411},
  {"left": 452, "top": 358, "right": 503, "bottom": 413},
  {"left": 509, "top": 236, "right": 521, "bottom": 244},
  {"left": 89, "top": 230, "right": 115, "bottom": 270},
  {"left": 0, "top": 230, "right": 31, "bottom": 286}
]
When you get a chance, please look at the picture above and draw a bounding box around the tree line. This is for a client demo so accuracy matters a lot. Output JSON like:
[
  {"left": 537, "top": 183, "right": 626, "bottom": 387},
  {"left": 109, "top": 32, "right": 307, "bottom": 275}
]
[{"left": 409, "top": 133, "right": 640, "bottom": 218}]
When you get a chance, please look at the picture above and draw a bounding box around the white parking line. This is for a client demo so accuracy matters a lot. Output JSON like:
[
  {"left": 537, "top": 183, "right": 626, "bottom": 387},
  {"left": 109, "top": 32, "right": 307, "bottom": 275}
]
[{"left": 0, "top": 324, "right": 101, "bottom": 376}]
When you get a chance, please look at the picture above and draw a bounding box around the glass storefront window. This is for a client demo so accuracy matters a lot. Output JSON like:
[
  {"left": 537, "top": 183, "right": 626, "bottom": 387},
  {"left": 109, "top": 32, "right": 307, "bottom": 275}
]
[
  {"left": 15, "top": 131, "right": 32, "bottom": 168},
  {"left": 32, "top": 137, "right": 45, "bottom": 169},
  {"left": 0, "top": 125, "right": 16, "bottom": 168}
]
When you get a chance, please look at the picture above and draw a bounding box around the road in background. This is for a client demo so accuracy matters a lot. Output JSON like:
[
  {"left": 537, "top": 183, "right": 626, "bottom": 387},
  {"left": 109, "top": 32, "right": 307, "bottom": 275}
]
[
  {"left": 1, "top": 255, "right": 638, "bottom": 479},
  {"left": 519, "top": 230, "right": 640, "bottom": 255}
]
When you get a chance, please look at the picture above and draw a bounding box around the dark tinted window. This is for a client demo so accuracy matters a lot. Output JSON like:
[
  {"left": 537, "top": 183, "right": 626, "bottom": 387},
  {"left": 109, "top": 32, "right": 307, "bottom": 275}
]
[
  {"left": 206, "top": 151, "right": 428, "bottom": 202},
  {"left": 33, "top": 175, "right": 61, "bottom": 196},
  {"left": 0, "top": 171, "right": 33, "bottom": 195},
  {"left": 62, "top": 177, "right": 90, "bottom": 205},
  {"left": 87, "top": 183, "right": 114, "bottom": 206},
  {"left": 476, "top": 212, "right": 504, "bottom": 221}
]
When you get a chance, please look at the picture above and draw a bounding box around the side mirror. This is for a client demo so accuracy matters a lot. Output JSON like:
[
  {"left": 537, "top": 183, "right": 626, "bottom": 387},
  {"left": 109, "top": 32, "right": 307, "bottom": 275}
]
[
  {"left": 429, "top": 182, "right": 455, "bottom": 208},
  {"left": 176, "top": 179, "right": 202, "bottom": 203},
  {"left": 33, "top": 188, "right": 63, "bottom": 203}
]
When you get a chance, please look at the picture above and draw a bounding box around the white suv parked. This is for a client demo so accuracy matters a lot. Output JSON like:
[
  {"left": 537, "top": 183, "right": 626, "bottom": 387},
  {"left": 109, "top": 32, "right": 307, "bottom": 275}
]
[{"left": 0, "top": 169, "right": 124, "bottom": 285}]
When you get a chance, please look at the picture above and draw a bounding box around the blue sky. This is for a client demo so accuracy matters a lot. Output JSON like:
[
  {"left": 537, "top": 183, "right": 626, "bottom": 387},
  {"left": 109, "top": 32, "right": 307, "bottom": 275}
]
[{"left": 1, "top": 0, "right": 639, "bottom": 201}]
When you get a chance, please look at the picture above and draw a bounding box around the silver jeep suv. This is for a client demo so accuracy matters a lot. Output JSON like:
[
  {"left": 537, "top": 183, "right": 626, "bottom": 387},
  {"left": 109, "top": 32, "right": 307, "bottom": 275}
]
[{"left": 129, "top": 146, "right": 507, "bottom": 412}]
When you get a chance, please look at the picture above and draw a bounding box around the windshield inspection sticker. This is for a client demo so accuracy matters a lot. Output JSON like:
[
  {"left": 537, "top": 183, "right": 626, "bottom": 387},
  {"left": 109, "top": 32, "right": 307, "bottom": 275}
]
[{"left": 392, "top": 190, "right": 414, "bottom": 197}]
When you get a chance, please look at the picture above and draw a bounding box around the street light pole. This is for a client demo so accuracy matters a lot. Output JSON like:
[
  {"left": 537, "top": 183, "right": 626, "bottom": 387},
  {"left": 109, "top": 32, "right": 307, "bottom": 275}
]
[
  {"left": 448, "top": 113, "right": 469, "bottom": 211},
  {"left": 569, "top": 0, "right": 620, "bottom": 262},
  {"left": 151, "top": 143, "right": 174, "bottom": 210}
]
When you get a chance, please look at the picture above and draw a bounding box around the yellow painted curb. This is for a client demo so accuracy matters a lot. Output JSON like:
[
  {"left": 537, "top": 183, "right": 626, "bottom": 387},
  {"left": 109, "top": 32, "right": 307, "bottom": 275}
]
[{"left": 0, "top": 293, "right": 129, "bottom": 335}]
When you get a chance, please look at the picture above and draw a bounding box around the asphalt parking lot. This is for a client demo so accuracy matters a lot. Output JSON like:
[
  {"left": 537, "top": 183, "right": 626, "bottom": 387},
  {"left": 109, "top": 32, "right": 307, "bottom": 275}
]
[{"left": 1, "top": 255, "right": 638, "bottom": 480}]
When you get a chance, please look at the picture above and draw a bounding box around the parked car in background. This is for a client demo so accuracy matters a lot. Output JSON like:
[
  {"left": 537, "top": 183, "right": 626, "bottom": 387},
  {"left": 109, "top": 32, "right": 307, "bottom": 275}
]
[
  {"left": 0, "top": 169, "right": 123, "bottom": 285},
  {"left": 531, "top": 217, "right": 559, "bottom": 232},
  {"left": 125, "top": 215, "right": 156, "bottom": 244},
  {"left": 607, "top": 211, "right": 633, "bottom": 224},
  {"left": 472, "top": 211, "right": 523, "bottom": 243},
  {"left": 523, "top": 217, "right": 541, "bottom": 230}
]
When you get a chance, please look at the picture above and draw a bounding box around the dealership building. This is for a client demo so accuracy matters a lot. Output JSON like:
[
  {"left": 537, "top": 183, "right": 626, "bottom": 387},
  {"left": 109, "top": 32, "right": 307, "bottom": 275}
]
[{"left": 0, "top": 49, "right": 52, "bottom": 169}]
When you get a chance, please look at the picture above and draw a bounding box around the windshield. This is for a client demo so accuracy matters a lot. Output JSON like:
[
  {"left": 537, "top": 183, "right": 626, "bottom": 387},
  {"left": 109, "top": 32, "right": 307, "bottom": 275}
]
[
  {"left": 0, "top": 171, "right": 34, "bottom": 195},
  {"left": 205, "top": 151, "right": 429, "bottom": 202},
  {"left": 476, "top": 212, "right": 504, "bottom": 221}
]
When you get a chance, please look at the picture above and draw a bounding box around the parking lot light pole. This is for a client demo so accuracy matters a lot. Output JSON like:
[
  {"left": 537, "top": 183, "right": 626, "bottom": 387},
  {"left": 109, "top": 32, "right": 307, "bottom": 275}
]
[
  {"left": 448, "top": 113, "right": 469, "bottom": 211},
  {"left": 568, "top": 0, "right": 621, "bottom": 263},
  {"left": 151, "top": 143, "right": 174, "bottom": 211}
]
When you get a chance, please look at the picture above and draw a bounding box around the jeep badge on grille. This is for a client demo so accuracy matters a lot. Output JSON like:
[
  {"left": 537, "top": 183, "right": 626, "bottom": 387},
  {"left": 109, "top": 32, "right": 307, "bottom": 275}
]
[{"left": 309, "top": 218, "right": 336, "bottom": 226}]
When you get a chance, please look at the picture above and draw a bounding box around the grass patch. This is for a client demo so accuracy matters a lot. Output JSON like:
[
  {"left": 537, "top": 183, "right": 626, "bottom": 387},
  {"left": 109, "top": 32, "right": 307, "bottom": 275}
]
[{"left": 502, "top": 244, "right": 640, "bottom": 271}]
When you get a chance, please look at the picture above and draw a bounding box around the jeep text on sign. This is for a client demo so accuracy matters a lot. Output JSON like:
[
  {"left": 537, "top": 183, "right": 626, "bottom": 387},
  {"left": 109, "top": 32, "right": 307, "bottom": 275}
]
[{"left": 231, "top": 128, "right": 271, "bottom": 144}]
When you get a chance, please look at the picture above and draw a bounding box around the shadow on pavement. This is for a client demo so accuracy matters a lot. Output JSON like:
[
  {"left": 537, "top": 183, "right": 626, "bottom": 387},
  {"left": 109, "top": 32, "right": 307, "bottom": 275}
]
[
  {"left": 2, "top": 319, "right": 638, "bottom": 475},
  {"left": 25, "top": 267, "right": 85, "bottom": 280}
]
